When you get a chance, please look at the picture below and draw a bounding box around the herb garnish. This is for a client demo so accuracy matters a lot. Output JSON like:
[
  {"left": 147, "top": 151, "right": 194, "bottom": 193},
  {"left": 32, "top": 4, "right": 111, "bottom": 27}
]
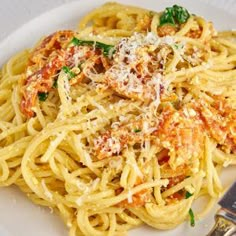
[
  {"left": 52, "top": 79, "right": 58, "bottom": 88},
  {"left": 188, "top": 208, "right": 195, "bottom": 227},
  {"left": 38, "top": 92, "right": 48, "bottom": 101},
  {"left": 185, "top": 191, "right": 195, "bottom": 226},
  {"left": 71, "top": 37, "right": 115, "bottom": 57},
  {"left": 185, "top": 191, "right": 193, "bottom": 199},
  {"left": 134, "top": 129, "right": 141, "bottom": 133},
  {"left": 62, "top": 66, "right": 76, "bottom": 80},
  {"left": 160, "top": 5, "right": 190, "bottom": 26}
]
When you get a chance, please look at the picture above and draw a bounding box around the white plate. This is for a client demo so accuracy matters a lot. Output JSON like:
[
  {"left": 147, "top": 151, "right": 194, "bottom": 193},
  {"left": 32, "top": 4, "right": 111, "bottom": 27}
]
[{"left": 0, "top": 0, "right": 236, "bottom": 235}]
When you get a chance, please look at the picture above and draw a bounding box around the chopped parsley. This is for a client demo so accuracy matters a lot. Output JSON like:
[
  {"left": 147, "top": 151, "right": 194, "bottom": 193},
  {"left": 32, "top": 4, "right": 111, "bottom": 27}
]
[
  {"left": 71, "top": 37, "right": 115, "bottom": 57},
  {"left": 185, "top": 191, "right": 195, "bottom": 226},
  {"left": 173, "top": 44, "right": 179, "bottom": 50},
  {"left": 188, "top": 208, "right": 195, "bottom": 227},
  {"left": 173, "top": 43, "right": 184, "bottom": 50},
  {"left": 52, "top": 79, "right": 58, "bottom": 88},
  {"left": 62, "top": 66, "right": 76, "bottom": 80},
  {"left": 134, "top": 129, "right": 141, "bottom": 133},
  {"left": 185, "top": 191, "right": 193, "bottom": 199},
  {"left": 38, "top": 92, "right": 48, "bottom": 101},
  {"left": 160, "top": 5, "right": 190, "bottom": 26}
]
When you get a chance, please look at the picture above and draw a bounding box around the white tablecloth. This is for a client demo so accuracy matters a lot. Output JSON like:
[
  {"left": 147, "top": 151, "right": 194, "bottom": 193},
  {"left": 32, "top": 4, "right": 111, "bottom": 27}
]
[
  {"left": 0, "top": 0, "right": 73, "bottom": 42},
  {"left": 0, "top": 0, "right": 236, "bottom": 42}
]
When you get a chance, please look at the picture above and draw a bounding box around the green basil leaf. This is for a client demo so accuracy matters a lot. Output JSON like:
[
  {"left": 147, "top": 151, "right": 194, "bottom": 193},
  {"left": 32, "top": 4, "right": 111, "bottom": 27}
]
[
  {"left": 188, "top": 208, "right": 195, "bottom": 227},
  {"left": 52, "top": 79, "right": 58, "bottom": 88},
  {"left": 62, "top": 66, "right": 76, "bottom": 80},
  {"left": 134, "top": 129, "right": 141, "bottom": 133},
  {"left": 38, "top": 92, "right": 48, "bottom": 101},
  {"left": 71, "top": 37, "right": 115, "bottom": 57},
  {"left": 173, "top": 5, "right": 190, "bottom": 24},
  {"left": 185, "top": 191, "right": 193, "bottom": 199},
  {"left": 160, "top": 5, "right": 190, "bottom": 26}
]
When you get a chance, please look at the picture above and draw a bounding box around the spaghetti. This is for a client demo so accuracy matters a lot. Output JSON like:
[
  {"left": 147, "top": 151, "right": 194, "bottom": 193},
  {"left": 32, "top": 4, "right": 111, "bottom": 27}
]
[{"left": 0, "top": 2, "right": 236, "bottom": 236}]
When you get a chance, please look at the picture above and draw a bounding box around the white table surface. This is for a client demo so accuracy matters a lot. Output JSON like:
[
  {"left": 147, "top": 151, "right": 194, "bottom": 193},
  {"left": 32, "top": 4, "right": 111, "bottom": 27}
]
[
  {"left": 0, "top": 0, "right": 74, "bottom": 42},
  {"left": 0, "top": 0, "right": 236, "bottom": 43},
  {"left": 0, "top": 1, "right": 235, "bottom": 236}
]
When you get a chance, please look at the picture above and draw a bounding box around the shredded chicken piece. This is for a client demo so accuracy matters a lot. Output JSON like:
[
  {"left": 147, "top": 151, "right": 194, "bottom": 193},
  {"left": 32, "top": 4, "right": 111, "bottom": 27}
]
[
  {"left": 116, "top": 188, "right": 151, "bottom": 208},
  {"left": 135, "top": 13, "right": 152, "bottom": 32},
  {"left": 30, "top": 30, "right": 74, "bottom": 66},
  {"left": 195, "top": 99, "right": 236, "bottom": 153},
  {"left": 186, "top": 29, "right": 202, "bottom": 39},
  {"left": 94, "top": 98, "right": 236, "bottom": 165},
  {"left": 157, "top": 25, "right": 177, "bottom": 37},
  {"left": 21, "top": 31, "right": 110, "bottom": 117}
]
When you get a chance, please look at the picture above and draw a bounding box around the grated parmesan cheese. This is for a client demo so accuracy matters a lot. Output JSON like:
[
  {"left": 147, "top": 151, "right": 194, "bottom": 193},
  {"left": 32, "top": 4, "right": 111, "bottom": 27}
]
[
  {"left": 127, "top": 189, "right": 133, "bottom": 203},
  {"left": 185, "top": 185, "right": 195, "bottom": 194},
  {"left": 109, "top": 158, "right": 122, "bottom": 169}
]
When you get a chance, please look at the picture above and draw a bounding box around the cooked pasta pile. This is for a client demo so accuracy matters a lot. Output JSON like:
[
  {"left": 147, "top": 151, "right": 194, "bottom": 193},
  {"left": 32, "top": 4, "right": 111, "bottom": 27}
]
[{"left": 0, "top": 2, "right": 236, "bottom": 236}]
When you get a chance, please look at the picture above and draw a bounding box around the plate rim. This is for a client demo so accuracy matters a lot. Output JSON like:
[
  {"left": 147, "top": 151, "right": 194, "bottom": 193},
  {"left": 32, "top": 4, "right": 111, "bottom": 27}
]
[
  {"left": 0, "top": 1, "right": 236, "bottom": 236},
  {"left": 1, "top": 0, "right": 236, "bottom": 66}
]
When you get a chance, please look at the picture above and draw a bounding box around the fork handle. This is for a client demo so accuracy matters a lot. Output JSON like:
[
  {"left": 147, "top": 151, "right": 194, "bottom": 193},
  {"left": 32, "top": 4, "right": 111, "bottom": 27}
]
[{"left": 207, "top": 210, "right": 236, "bottom": 236}]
